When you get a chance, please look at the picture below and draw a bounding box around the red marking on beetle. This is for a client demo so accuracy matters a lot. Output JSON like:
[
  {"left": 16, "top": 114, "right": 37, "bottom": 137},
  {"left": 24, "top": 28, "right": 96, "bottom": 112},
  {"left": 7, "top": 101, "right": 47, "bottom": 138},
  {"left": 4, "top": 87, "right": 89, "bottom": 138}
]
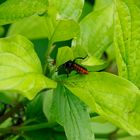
[
  {"left": 72, "top": 63, "right": 88, "bottom": 74},
  {"left": 63, "top": 60, "right": 88, "bottom": 75}
]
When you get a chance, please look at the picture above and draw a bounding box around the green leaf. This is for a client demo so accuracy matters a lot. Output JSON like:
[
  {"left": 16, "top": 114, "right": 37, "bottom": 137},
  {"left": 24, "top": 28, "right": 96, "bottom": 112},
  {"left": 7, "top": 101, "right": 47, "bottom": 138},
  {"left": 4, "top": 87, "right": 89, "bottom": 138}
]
[
  {"left": 7, "top": 15, "right": 49, "bottom": 39},
  {"left": 81, "top": 56, "right": 108, "bottom": 71},
  {"left": 0, "top": 26, "right": 4, "bottom": 36},
  {"left": 0, "top": 35, "right": 56, "bottom": 100},
  {"left": 50, "top": 84, "right": 95, "bottom": 140},
  {"left": 114, "top": 0, "right": 140, "bottom": 88},
  {"left": 63, "top": 72, "right": 140, "bottom": 135},
  {"left": 91, "top": 122, "right": 117, "bottom": 134},
  {"left": 79, "top": 1, "right": 93, "bottom": 20},
  {"left": 43, "top": 90, "right": 53, "bottom": 121},
  {"left": 37, "top": 7, "right": 80, "bottom": 44},
  {"left": 47, "top": 19, "right": 80, "bottom": 44},
  {"left": 48, "top": 0, "right": 84, "bottom": 21},
  {"left": 73, "top": 3, "right": 114, "bottom": 58},
  {"left": 26, "top": 92, "right": 47, "bottom": 122},
  {"left": 93, "top": 0, "right": 113, "bottom": 11},
  {"left": 8, "top": 7, "right": 80, "bottom": 42},
  {"left": 25, "top": 129, "right": 54, "bottom": 140},
  {"left": 56, "top": 46, "right": 74, "bottom": 67},
  {"left": 0, "top": 0, "right": 48, "bottom": 25},
  {"left": 0, "top": 92, "right": 19, "bottom": 104}
]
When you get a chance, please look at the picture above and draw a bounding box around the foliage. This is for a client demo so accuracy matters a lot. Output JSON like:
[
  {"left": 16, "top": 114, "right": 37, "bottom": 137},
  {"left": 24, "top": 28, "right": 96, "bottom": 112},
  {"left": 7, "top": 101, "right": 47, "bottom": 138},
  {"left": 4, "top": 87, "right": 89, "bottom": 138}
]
[{"left": 0, "top": 0, "right": 140, "bottom": 140}]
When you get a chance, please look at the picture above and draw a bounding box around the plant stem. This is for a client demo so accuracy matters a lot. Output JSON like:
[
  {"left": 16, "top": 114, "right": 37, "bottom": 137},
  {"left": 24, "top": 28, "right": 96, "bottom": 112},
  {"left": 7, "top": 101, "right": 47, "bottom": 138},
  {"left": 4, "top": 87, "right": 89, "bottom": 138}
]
[
  {"left": 44, "top": 39, "right": 53, "bottom": 74},
  {"left": 0, "top": 122, "right": 57, "bottom": 135},
  {"left": 15, "top": 122, "right": 57, "bottom": 132}
]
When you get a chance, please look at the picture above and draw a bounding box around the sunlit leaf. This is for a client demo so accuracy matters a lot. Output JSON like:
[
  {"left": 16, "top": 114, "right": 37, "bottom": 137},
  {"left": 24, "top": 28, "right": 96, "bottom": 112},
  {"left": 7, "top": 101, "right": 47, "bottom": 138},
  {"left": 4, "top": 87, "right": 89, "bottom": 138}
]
[
  {"left": 7, "top": 7, "right": 80, "bottom": 42},
  {"left": 63, "top": 72, "right": 140, "bottom": 135},
  {"left": 93, "top": 0, "right": 113, "bottom": 11},
  {"left": 0, "top": 35, "right": 56, "bottom": 99},
  {"left": 48, "top": 0, "right": 84, "bottom": 21},
  {"left": 73, "top": 3, "right": 114, "bottom": 58},
  {"left": 114, "top": 0, "right": 140, "bottom": 88},
  {"left": 0, "top": 0, "right": 48, "bottom": 25},
  {"left": 49, "top": 84, "right": 95, "bottom": 140},
  {"left": 56, "top": 46, "right": 74, "bottom": 67},
  {"left": 7, "top": 15, "right": 49, "bottom": 39}
]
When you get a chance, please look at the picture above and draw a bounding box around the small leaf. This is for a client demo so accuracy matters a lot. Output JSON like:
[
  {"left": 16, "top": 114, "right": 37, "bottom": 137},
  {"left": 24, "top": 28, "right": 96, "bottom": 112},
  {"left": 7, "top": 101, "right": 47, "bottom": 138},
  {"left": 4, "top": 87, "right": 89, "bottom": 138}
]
[
  {"left": 73, "top": 3, "right": 114, "bottom": 58},
  {"left": 63, "top": 72, "right": 140, "bottom": 135},
  {"left": 81, "top": 56, "right": 108, "bottom": 72},
  {"left": 114, "top": 0, "right": 140, "bottom": 88},
  {"left": 0, "top": 0, "right": 48, "bottom": 25},
  {"left": 56, "top": 46, "right": 74, "bottom": 67},
  {"left": 49, "top": 84, "right": 95, "bottom": 140},
  {"left": 48, "top": 0, "right": 84, "bottom": 21},
  {"left": 0, "top": 35, "right": 56, "bottom": 99}
]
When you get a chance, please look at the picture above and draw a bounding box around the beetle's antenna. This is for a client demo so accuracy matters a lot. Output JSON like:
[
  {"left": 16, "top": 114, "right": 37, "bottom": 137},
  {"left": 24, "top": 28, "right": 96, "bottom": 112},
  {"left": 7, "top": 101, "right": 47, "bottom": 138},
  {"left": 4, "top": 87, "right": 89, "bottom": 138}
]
[{"left": 73, "top": 55, "right": 88, "bottom": 62}]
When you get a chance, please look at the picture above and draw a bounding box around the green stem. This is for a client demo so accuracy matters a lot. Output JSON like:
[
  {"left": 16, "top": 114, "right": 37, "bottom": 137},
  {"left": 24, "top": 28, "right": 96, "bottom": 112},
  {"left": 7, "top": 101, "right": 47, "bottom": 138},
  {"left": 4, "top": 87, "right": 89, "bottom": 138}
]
[
  {"left": 45, "top": 39, "right": 53, "bottom": 59},
  {"left": 16, "top": 122, "right": 57, "bottom": 132},
  {"left": 44, "top": 39, "right": 53, "bottom": 74},
  {"left": 0, "top": 122, "right": 57, "bottom": 135}
]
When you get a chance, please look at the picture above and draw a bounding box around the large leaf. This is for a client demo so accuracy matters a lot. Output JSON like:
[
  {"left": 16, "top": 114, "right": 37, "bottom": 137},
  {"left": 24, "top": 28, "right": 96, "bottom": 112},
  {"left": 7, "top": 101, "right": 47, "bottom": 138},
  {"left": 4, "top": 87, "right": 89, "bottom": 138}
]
[
  {"left": 7, "top": 15, "right": 49, "bottom": 39},
  {"left": 48, "top": 0, "right": 84, "bottom": 21},
  {"left": 7, "top": 7, "right": 80, "bottom": 42},
  {"left": 0, "top": 35, "right": 56, "bottom": 99},
  {"left": 62, "top": 72, "right": 140, "bottom": 135},
  {"left": 73, "top": 2, "right": 114, "bottom": 58},
  {"left": 0, "top": 0, "right": 48, "bottom": 25},
  {"left": 45, "top": 8, "right": 80, "bottom": 44},
  {"left": 26, "top": 92, "right": 47, "bottom": 122},
  {"left": 93, "top": 0, "right": 113, "bottom": 11},
  {"left": 114, "top": 0, "right": 140, "bottom": 88},
  {"left": 49, "top": 84, "right": 95, "bottom": 140},
  {"left": 0, "top": 26, "right": 4, "bottom": 36}
]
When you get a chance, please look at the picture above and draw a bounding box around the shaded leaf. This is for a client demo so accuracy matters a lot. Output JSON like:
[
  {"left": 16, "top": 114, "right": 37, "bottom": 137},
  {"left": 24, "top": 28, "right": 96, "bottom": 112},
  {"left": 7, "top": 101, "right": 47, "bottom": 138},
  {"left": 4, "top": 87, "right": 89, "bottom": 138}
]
[
  {"left": 26, "top": 92, "right": 47, "bottom": 122},
  {"left": 0, "top": 26, "right": 4, "bottom": 36},
  {"left": 43, "top": 90, "right": 53, "bottom": 121},
  {"left": 49, "top": 84, "right": 95, "bottom": 140}
]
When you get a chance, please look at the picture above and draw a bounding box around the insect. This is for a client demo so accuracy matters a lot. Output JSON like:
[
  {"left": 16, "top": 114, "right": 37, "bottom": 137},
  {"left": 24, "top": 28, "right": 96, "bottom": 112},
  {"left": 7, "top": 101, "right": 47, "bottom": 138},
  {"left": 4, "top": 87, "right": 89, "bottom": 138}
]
[{"left": 61, "top": 56, "right": 88, "bottom": 76}]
